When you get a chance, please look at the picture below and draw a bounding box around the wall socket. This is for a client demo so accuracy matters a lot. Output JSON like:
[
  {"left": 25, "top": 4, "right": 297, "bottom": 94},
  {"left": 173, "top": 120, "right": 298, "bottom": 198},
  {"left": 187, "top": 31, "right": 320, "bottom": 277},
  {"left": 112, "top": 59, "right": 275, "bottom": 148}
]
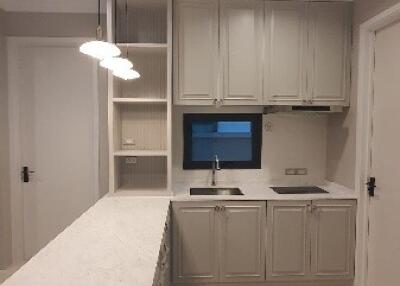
[
  {"left": 285, "top": 168, "right": 308, "bottom": 176},
  {"left": 125, "top": 157, "right": 137, "bottom": 164}
]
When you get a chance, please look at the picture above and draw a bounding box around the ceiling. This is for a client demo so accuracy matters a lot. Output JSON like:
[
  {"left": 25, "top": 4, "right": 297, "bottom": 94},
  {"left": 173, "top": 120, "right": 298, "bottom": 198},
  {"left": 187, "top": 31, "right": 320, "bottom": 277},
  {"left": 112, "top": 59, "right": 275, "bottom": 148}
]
[{"left": 0, "top": 0, "right": 106, "bottom": 13}]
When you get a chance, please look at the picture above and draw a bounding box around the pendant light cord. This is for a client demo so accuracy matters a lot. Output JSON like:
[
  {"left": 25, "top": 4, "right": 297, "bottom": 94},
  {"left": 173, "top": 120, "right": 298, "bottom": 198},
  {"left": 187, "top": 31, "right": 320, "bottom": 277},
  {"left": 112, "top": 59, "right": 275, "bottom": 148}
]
[
  {"left": 96, "top": 0, "right": 103, "bottom": 39},
  {"left": 98, "top": 0, "right": 101, "bottom": 26},
  {"left": 126, "top": 0, "right": 129, "bottom": 58}
]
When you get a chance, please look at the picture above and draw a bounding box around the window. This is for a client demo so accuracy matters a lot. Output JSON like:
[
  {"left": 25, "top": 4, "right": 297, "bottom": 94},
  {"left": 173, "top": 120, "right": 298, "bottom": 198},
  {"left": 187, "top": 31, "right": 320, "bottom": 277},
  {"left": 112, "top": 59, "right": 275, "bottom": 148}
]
[{"left": 183, "top": 114, "right": 262, "bottom": 169}]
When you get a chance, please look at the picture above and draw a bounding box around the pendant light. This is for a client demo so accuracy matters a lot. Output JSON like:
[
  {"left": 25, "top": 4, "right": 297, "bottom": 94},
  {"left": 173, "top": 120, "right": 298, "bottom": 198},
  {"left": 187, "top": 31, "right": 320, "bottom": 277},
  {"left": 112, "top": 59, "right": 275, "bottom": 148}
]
[
  {"left": 79, "top": 0, "right": 121, "bottom": 60},
  {"left": 100, "top": 57, "right": 133, "bottom": 71},
  {"left": 113, "top": 68, "right": 141, "bottom": 80},
  {"left": 109, "top": 0, "right": 140, "bottom": 81}
]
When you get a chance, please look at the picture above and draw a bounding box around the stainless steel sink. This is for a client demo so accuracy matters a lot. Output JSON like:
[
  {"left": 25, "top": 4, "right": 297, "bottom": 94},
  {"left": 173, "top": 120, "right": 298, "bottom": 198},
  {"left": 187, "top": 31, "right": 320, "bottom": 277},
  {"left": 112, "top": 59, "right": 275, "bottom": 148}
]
[{"left": 190, "top": 187, "right": 244, "bottom": 196}]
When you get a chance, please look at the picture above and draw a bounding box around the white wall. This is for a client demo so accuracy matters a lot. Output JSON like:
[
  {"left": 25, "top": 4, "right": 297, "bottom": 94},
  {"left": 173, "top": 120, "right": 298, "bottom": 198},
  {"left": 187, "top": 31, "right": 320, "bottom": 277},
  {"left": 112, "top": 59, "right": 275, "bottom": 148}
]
[
  {"left": 326, "top": 0, "right": 400, "bottom": 188},
  {"left": 173, "top": 106, "right": 328, "bottom": 186},
  {"left": 0, "top": 8, "right": 12, "bottom": 269},
  {"left": 5, "top": 12, "right": 102, "bottom": 37}
]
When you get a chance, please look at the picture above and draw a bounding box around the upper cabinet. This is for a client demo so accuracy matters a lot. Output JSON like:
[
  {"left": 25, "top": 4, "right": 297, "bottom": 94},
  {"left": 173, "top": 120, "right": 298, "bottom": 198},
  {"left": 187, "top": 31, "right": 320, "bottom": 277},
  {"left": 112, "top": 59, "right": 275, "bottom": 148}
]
[
  {"left": 308, "top": 2, "right": 352, "bottom": 106},
  {"left": 174, "top": 0, "right": 352, "bottom": 106},
  {"left": 264, "top": 1, "right": 352, "bottom": 106},
  {"left": 173, "top": 0, "right": 219, "bottom": 105},
  {"left": 264, "top": 1, "right": 308, "bottom": 105},
  {"left": 220, "top": 0, "right": 263, "bottom": 105}
]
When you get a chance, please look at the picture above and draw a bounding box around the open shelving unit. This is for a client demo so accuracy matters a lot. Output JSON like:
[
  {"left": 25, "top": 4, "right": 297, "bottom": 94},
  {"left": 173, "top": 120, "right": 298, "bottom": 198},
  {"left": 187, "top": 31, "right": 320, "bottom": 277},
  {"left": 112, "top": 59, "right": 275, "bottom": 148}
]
[{"left": 107, "top": 0, "right": 172, "bottom": 194}]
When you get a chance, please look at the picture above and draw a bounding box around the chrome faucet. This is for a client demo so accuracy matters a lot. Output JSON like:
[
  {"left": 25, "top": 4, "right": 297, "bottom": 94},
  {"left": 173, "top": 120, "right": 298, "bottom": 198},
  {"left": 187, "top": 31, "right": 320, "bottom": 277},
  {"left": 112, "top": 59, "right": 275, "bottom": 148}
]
[{"left": 211, "top": 155, "right": 221, "bottom": 186}]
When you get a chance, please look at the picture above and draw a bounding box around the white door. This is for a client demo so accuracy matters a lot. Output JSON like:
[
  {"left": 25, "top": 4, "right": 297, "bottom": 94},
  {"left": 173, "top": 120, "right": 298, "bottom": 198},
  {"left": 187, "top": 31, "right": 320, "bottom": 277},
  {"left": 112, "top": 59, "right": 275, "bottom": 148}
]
[
  {"left": 10, "top": 38, "right": 98, "bottom": 259},
  {"left": 367, "top": 21, "right": 400, "bottom": 286}
]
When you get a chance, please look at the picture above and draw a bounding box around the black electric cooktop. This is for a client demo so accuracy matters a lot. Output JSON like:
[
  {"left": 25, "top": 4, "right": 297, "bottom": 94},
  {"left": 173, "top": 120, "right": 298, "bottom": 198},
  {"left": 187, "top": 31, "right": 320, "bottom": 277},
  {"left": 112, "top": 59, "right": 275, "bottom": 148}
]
[{"left": 271, "top": 186, "right": 328, "bottom": 194}]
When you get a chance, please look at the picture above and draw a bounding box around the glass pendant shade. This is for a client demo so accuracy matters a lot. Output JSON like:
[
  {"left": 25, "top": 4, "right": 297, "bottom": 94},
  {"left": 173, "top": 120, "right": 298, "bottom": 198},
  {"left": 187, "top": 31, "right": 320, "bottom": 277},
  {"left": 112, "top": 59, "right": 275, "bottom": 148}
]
[
  {"left": 79, "top": 40, "right": 121, "bottom": 60},
  {"left": 100, "top": 57, "right": 133, "bottom": 71},
  {"left": 113, "top": 69, "right": 141, "bottom": 80}
]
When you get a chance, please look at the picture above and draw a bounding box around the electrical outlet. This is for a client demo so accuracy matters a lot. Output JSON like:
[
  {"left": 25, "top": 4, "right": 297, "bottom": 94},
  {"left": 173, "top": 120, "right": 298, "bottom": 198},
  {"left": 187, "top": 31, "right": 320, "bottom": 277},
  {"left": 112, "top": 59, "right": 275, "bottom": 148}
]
[
  {"left": 123, "top": 138, "right": 136, "bottom": 146},
  {"left": 285, "top": 168, "right": 297, "bottom": 175},
  {"left": 285, "top": 168, "right": 308, "bottom": 176},
  {"left": 125, "top": 157, "right": 137, "bottom": 164},
  {"left": 296, "top": 168, "right": 308, "bottom": 175}
]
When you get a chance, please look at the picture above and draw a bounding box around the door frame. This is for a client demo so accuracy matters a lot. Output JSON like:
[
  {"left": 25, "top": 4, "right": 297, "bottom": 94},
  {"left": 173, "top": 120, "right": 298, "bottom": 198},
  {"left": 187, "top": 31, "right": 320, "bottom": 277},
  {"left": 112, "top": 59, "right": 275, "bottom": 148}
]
[
  {"left": 355, "top": 3, "right": 400, "bottom": 286},
  {"left": 7, "top": 37, "right": 100, "bottom": 264}
]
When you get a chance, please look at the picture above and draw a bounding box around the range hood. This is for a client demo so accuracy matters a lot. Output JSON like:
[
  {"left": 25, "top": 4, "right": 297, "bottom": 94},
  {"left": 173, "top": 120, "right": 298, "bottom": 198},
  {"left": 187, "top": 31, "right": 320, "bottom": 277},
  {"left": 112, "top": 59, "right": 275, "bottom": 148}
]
[{"left": 263, "top": 105, "right": 344, "bottom": 114}]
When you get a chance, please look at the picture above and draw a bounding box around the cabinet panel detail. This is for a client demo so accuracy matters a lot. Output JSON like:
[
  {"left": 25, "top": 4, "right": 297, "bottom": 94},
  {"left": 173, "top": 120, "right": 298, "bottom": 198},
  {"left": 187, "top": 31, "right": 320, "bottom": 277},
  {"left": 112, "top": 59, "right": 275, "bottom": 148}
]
[
  {"left": 220, "top": 0, "right": 263, "bottom": 104},
  {"left": 174, "top": 0, "right": 219, "bottom": 104},
  {"left": 221, "top": 202, "right": 266, "bottom": 282},
  {"left": 264, "top": 1, "right": 307, "bottom": 104},
  {"left": 311, "top": 200, "right": 356, "bottom": 279},
  {"left": 172, "top": 203, "right": 218, "bottom": 283},
  {"left": 266, "top": 201, "right": 311, "bottom": 280}
]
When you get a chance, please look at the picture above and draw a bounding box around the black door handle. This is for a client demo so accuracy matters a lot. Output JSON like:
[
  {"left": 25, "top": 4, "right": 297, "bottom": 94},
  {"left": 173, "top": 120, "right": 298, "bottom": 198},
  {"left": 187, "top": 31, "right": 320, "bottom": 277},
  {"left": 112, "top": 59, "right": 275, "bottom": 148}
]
[
  {"left": 367, "top": 177, "right": 376, "bottom": 197},
  {"left": 22, "top": 166, "right": 35, "bottom": 183}
]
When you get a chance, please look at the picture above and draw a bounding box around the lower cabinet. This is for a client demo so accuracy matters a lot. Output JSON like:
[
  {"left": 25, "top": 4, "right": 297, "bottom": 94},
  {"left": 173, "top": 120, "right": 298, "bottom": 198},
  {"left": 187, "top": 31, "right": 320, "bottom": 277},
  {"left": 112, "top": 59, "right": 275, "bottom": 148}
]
[
  {"left": 266, "top": 200, "right": 356, "bottom": 281},
  {"left": 154, "top": 207, "right": 172, "bottom": 286},
  {"left": 266, "top": 201, "right": 311, "bottom": 280},
  {"left": 310, "top": 200, "right": 356, "bottom": 279},
  {"left": 172, "top": 201, "right": 266, "bottom": 283},
  {"left": 172, "top": 199, "right": 356, "bottom": 285}
]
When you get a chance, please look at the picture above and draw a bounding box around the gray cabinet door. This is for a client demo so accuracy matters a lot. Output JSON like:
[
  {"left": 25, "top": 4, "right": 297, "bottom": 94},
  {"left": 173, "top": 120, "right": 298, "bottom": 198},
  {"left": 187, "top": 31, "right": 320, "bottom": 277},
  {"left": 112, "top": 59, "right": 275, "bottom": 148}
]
[
  {"left": 310, "top": 200, "right": 356, "bottom": 280},
  {"left": 220, "top": 0, "right": 263, "bottom": 105},
  {"left": 266, "top": 201, "right": 311, "bottom": 280},
  {"left": 173, "top": 0, "right": 219, "bottom": 105},
  {"left": 220, "top": 201, "right": 266, "bottom": 282},
  {"left": 172, "top": 202, "right": 218, "bottom": 283},
  {"left": 264, "top": 1, "right": 308, "bottom": 105},
  {"left": 308, "top": 2, "right": 352, "bottom": 106}
]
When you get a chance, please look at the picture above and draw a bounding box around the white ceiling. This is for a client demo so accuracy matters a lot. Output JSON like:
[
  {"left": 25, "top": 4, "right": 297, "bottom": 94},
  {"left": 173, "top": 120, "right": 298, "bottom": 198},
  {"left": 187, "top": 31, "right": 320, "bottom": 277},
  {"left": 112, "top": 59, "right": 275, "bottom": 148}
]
[{"left": 0, "top": 0, "right": 107, "bottom": 13}]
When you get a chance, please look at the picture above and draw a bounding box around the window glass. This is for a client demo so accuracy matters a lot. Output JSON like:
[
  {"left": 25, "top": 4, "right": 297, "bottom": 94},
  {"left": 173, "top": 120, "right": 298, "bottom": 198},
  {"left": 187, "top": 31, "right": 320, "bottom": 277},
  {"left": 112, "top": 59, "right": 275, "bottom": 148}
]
[
  {"left": 192, "top": 121, "right": 252, "bottom": 162},
  {"left": 183, "top": 114, "right": 262, "bottom": 169}
]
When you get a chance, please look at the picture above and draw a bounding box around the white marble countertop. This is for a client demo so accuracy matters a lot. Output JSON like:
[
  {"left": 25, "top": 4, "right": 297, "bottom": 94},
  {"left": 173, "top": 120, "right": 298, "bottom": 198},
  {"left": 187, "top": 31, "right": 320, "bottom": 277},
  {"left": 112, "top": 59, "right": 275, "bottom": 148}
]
[
  {"left": 172, "top": 181, "right": 358, "bottom": 201},
  {"left": 2, "top": 196, "right": 171, "bottom": 286},
  {"left": 2, "top": 181, "right": 356, "bottom": 286}
]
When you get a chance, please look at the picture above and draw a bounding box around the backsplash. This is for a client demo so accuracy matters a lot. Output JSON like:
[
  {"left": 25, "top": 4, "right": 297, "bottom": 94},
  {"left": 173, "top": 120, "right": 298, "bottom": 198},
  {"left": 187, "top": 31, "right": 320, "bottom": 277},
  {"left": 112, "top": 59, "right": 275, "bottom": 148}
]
[{"left": 172, "top": 106, "right": 328, "bottom": 186}]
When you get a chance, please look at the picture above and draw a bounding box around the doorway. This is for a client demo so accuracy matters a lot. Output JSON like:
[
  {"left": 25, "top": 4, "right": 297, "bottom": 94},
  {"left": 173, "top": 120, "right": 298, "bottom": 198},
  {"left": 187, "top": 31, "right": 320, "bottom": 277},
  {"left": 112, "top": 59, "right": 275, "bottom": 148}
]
[
  {"left": 356, "top": 3, "right": 400, "bottom": 286},
  {"left": 8, "top": 38, "right": 100, "bottom": 262}
]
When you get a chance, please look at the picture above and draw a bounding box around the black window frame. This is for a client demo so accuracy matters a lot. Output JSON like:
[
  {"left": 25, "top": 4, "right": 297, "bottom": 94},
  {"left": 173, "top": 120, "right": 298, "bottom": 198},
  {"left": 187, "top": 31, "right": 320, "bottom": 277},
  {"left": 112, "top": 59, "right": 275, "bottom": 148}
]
[{"left": 183, "top": 113, "right": 262, "bottom": 170}]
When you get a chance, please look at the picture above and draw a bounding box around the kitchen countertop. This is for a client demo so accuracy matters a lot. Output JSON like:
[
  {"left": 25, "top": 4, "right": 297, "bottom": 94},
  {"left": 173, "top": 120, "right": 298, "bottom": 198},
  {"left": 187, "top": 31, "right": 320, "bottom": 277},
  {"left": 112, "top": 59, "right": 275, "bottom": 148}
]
[
  {"left": 2, "top": 196, "right": 170, "bottom": 286},
  {"left": 2, "top": 181, "right": 356, "bottom": 286},
  {"left": 172, "top": 181, "right": 357, "bottom": 201}
]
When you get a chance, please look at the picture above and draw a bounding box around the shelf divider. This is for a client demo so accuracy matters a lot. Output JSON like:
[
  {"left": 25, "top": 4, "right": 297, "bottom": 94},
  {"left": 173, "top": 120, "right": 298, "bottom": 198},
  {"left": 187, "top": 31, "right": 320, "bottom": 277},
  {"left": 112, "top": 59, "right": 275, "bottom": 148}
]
[
  {"left": 114, "top": 150, "right": 168, "bottom": 157},
  {"left": 113, "top": 98, "right": 167, "bottom": 104}
]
